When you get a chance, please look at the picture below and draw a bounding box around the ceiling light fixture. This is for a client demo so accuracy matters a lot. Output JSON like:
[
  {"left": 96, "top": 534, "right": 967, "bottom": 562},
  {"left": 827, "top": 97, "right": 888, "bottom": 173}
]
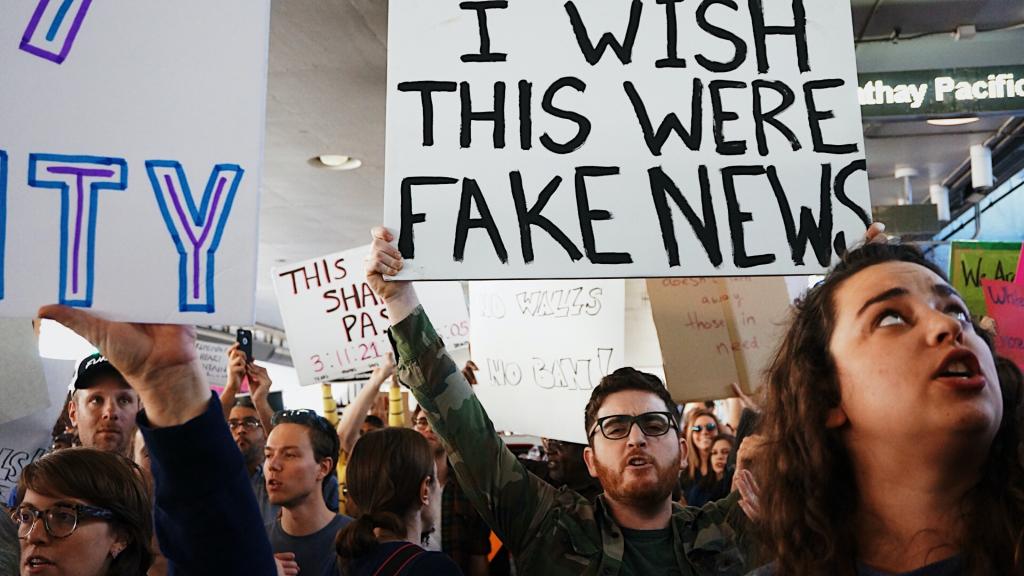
[
  {"left": 311, "top": 154, "right": 362, "bottom": 171},
  {"left": 926, "top": 117, "right": 980, "bottom": 127}
]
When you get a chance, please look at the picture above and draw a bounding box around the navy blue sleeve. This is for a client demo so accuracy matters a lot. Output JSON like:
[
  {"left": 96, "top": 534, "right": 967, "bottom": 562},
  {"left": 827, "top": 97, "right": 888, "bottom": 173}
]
[{"left": 139, "top": 393, "right": 276, "bottom": 576}]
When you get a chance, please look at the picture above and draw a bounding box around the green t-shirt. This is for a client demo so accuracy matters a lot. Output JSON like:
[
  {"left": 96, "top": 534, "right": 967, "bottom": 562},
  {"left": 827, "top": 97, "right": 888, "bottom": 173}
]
[{"left": 620, "top": 526, "right": 683, "bottom": 576}]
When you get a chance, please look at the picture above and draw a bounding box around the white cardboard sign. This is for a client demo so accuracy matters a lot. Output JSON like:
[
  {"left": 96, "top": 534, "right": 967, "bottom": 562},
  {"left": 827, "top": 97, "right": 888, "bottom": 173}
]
[
  {"left": 0, "top": 358, "right": 75, "bottom": 504},
  {"left": 0, "top": 0, "right": 269, "bottom": 323},
  {"left": 0, "top": 319, "right": 51, "bottom": 425},
  {"left": 384, "top": 0, "right": 870, "bottom": 280},
  {"left": 469, "top": 279, "right": 625, "bottom": 444},
  {"left": 273, "top": 246, "right": 470, "bottom": 386}
]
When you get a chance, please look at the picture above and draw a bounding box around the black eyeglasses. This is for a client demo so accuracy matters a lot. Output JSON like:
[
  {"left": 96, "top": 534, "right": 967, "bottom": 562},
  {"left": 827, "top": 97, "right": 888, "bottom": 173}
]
[
  {"left": 272, "top": 409, "right": 333, "bottom": 433},
  {"left": 11, "top": 504, "right": 115, "bottom": 539},
  {"left": 228, "top": 418, "right": 261, "bottom": 431},
  {"left": 588, "top": 412, "right": 678, "bottom": 440},
  {"left": 690, "top": 422, "right": 718, "bottom": 433}
]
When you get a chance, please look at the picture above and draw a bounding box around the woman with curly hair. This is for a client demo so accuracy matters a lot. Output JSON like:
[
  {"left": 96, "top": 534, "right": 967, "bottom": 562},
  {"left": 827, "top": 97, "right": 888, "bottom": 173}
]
[{"left": 755, "top": 242, "right": 1024, "bottom": 575}]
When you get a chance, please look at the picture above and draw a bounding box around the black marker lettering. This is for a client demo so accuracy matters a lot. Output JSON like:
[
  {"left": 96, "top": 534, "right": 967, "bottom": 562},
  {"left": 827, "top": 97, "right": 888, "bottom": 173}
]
[
  {"left": 540, "top": 76, "right": 591, "bottom": 154},
  {"left": 454, "top": 178, "right": 509, "bottom": 263},
  {"left": 625, "top": 78, "right": 703, "bottom": 156},
  {"left": 564, "top": 0, "right": 643, "bottom": 65},
  {"left": 770, "top": 164, "right": 833, "bottom": 266},
  {"left": 575, "top": 166, "right": 633, "bottom": 265},
  {"left": 709, "top": 80, "right": 748, "bottom": 155},
  {"left": 397, "top": 81, "right": 457, "bottom": 146},
  {"left": 752, "top": 79, "right": 800, "bottom": 156},
  {"left": 655, "top": 0, "right": 686, "bottom": 69},
  {"left": 649, "top": 165, "right": 723, "bottom": 268},
  {"left": 694, "top": 0, "right": 747, "bottom": 73},
  {"left": 461, "top": 81, "right": 506, "bottom": 148},
  {"left": 510, "top": 171, "right": 583, "bottom": 263},
  {"left": 399, "top": 176, "right": 457, "bottom": 258},
  {"left": 747, "top": 0, "right": 809, "bottom": 73},
  {"left": 722, "top": 166, "right": 776, "bottom": 268},
  {"left": 460, "top": 1, "right": 509, "bottom": 63},
  {"left": 803, "top": 78, "right": 859, "bottom": 154}
]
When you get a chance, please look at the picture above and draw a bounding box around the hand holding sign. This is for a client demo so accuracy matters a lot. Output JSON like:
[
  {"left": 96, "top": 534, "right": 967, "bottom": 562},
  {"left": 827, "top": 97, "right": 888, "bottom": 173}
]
[
  {"left": 365, "top": 227, "right": 420, "bottom": 325},
  {"left": 38, "top": 304, "right": 207, "bottom": 428}
]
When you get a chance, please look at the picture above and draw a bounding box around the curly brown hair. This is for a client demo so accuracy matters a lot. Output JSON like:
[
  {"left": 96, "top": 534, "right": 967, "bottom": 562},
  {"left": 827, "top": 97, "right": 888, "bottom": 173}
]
[{"left": 756, "top": 242, "right": 1024, "bottom": 575}]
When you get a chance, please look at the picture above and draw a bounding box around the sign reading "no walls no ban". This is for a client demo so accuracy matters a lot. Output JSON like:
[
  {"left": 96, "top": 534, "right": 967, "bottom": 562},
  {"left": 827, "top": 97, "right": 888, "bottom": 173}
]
[{"left": 384, "top": 0, "right": 870, "bottom": 280}]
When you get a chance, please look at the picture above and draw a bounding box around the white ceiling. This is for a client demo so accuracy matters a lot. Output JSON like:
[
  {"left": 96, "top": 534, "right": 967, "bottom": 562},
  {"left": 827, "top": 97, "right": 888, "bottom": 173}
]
[{"left": 253, "top": 0, "right": 1024, "bottom": 330}]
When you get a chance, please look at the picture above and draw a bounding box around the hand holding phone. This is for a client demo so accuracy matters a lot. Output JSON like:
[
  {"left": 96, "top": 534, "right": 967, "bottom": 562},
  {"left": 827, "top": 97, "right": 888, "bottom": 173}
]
[{"left": 236, "top": 328, "right": 253, "bottom": 362}]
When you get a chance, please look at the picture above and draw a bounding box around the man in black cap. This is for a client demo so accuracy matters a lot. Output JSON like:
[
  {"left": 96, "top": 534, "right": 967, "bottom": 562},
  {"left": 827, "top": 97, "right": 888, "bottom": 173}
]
[{"left": 67, "top": 352, "right": 141, "bottom": 456}]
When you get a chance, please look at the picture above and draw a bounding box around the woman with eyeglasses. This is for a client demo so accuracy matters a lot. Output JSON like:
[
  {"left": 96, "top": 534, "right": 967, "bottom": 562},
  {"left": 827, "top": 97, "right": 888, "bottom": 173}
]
[
  {"left": 335, "top": 427, "right": 461, "bottom": 575},
  {"left": 678, "top": 408, "right": 721, "bottom": 505},
  {"left": 10, "top": 448, "right": 152, "bottom": 576},
  {"left": 754, "top": 242, "right": 1024, "bottom": 575}
]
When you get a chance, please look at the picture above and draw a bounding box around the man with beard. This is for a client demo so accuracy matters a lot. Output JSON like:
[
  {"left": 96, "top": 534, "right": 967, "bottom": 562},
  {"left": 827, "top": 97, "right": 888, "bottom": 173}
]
[
  {"left": 68, "top": 353, "right": 140, "bottom": 456},
  {"left": 411, "top": 406, "right": 491, "bottom": 576},
  {"left": 365, "top": 227, "right": 758, "bottom": 575}
]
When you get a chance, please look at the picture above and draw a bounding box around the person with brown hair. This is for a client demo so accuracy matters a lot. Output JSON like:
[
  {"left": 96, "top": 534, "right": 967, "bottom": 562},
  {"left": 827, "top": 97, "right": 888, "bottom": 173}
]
[
  {"left": 755, "top": 242, "right": 1024, "bottom": 575},
  {"left": 335, "top": 427, "right": 461, "bottom": 575},
  {"left": 363, "top": 227, "right": 758, "bottom": 576},
  {"left": 11, "top": 448, "right": 152, "bottom": 576}
]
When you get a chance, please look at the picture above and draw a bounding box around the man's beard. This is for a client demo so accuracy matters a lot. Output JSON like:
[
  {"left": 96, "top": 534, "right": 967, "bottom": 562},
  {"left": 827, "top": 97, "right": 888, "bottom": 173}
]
[{"left": 592, "top": 454, "right": 677, "bottom": 509}]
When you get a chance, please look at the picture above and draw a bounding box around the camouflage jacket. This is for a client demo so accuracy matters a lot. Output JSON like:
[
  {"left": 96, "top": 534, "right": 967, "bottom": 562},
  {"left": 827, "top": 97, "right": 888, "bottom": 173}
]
[{"left": 393, "top": 306, "right": 752, "bottom": 576}]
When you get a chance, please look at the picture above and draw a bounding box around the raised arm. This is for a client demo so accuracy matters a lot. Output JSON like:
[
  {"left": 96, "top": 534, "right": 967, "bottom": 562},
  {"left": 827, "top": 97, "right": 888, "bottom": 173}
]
[
  {"left": 38, "top": 305, "right": 276, "bottom": 576},
  {"left": 247, "top": 362, "right": 276, "bottom": 433},
  {"left": 220, "top": 343, "right": 246, "bottom": 418},
  {"left": 336, "top": 354, "right": 394, "bottom": 455},
  {"left": 365, "top": 228, "right": 557, "bottom": 553}
]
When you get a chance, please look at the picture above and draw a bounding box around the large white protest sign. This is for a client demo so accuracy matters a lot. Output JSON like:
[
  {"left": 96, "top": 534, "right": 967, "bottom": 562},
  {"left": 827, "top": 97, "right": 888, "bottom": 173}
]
[
  {"left": 0, "top": 0, "right": 269, "bottom": 323},
  {"left": 0, "top": 319, "right": 51, "bottom": 425},
  {"left": 469, "top": 279, "right": 625, "bottom": 444},
  {"left": 0, "top": 358, "right": 74, "bottom": 504},
  {"left": 274, "top": 246, "right": 470, "bottom": 386},
  {"left": 384, "top": 0, "right": 869, "bottom": 280},
  {"left": 647, "top": 276, "right": 792, "bottom": 402}
]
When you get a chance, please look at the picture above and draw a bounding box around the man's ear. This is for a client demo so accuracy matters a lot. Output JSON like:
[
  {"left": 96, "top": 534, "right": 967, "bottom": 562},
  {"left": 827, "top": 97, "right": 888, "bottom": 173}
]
[
  {"left": 825, "top": 406, "right": 848, "bottom": 429},
  {"left": 678, "top": 435, "right": 687, "bottom": 467},
  {"left": 318, "top": 457, "right": 334, "bottom": 481},
  {"left": 67, "top": 398, "right": 78, "bottom": 427},
  {"left": 583, "top": 446, "right": 599, "bottom": 479}
]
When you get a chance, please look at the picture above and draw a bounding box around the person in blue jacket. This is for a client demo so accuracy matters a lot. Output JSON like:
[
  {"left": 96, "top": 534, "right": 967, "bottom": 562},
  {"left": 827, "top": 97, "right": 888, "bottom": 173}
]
[{"left": 37, "top": 304, "right": 278, "bottom": 576}]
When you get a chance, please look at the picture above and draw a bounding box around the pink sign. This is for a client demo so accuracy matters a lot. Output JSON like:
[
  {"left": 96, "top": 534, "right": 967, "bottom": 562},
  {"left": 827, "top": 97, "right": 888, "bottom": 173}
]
[{"left": 981, "top": 279, "right": 1024, "bottom": 370}]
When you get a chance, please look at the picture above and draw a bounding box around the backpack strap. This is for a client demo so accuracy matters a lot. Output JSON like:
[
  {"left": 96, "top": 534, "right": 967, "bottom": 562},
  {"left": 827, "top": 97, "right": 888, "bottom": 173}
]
[{"left": 372, "top": 542, "right": 426, "bottom": 576}]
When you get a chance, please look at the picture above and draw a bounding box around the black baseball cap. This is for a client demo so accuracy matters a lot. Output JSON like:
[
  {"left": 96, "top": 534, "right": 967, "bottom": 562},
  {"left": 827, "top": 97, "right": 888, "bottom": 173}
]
[{"left": 71, "top": 353, "right": 129, "bottom": 390}]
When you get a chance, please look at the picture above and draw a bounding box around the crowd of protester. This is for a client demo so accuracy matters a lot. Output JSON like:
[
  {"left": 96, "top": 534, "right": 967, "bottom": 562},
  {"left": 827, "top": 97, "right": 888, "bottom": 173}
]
[{"left": 2, "top": 223, "right": 1023, "bottom": 575}]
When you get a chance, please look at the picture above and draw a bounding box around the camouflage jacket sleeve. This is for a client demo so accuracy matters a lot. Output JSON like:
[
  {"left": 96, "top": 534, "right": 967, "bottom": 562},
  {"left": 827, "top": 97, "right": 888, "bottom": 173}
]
[{"left": 392, "top": 306, "right": 557, "bottom": 555}]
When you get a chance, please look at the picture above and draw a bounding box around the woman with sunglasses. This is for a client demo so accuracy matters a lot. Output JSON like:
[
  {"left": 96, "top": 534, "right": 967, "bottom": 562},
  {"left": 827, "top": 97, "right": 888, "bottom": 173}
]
[
  {"left": 755, "top": 242, "right": 1024, "bottom": 574},
  {"left": 335, "top": 427, "right": 461, "bottom": 575},
  {"left": 11, "top": 448, "right": 152, "bottom": 576},
  {"left": 678, "top": 408, "right": 720, "bottom": 505}
]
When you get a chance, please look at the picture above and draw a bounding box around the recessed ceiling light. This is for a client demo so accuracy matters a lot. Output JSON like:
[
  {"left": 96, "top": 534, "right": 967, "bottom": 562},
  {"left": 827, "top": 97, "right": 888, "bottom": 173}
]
[
  {"left": 311, "top": 154, "right": 362, "bottom": 171},
  {"left": 926, "top": 117, "right": 980, "bottom": 127}
]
